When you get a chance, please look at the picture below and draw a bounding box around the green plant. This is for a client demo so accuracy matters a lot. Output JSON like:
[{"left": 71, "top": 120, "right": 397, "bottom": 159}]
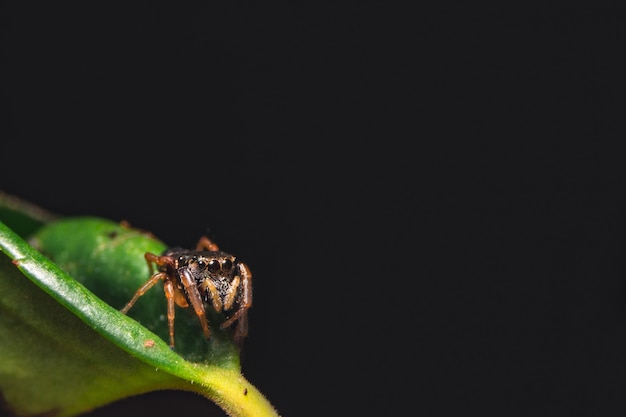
[{"left": 0, "top": 191, "right": 280, "bottom": 417}]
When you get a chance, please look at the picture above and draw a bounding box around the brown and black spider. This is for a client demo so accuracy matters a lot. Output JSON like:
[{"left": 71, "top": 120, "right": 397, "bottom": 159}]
[{"left": 121, "top": 236, "right": 252, "bottom": 349}]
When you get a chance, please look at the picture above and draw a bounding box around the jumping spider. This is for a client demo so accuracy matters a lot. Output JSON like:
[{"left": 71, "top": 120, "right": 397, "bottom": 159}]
[{"left": 121, "top": 236, "right": 252, "bottom": 349}]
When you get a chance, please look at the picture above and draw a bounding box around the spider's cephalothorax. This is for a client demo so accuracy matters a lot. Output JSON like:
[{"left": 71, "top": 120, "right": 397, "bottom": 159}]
[{"left": 121, "top": 236, "right": 252, "bottom": 349}]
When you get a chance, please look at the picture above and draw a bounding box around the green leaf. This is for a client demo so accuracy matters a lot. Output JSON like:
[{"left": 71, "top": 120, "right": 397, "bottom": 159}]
[{"left": 0, "top": 193, "right": 279, "bottom": 417}]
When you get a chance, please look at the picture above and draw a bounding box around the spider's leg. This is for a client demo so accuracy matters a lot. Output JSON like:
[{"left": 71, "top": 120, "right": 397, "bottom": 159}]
[
  {"left": 120, "top": 271, "right": 167, "bottom": 314},
  {"left": 196, "top": 236, "right": 219, "bottom": 251},
  {"left": 179, "top": 268, "right": 211, "bottom": 340},
  {"left": 145, "top": 253, "right": 176, "bottom": 273},
  {"left": 220, "top": 263, "right": 252, "bottom": 345},
  {"left": 144, "top": 252, "right": 156, "bottom": 275},
  {"left": 163, "top": 278, "right": 177, "bottom": 348},
  {"left": 233, "top": 312, "right": 248, "bottom": 346}
]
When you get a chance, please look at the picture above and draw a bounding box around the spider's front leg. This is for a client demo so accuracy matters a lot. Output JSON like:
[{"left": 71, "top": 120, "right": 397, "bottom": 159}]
[
  {"left": 121, "top": 253, "right": 186, "bottom": 348},
  {"left": 220, "top": 262, "right": 253, "bottom": 345},
  {"left": 120, "top": 253, "right": 176, "bottom": 314},
  {"left": 178, "top": 268, "right": 211, "bottom": 341},
  {"left": 120, "top": 270, "right": 167, "bottom": 315}
]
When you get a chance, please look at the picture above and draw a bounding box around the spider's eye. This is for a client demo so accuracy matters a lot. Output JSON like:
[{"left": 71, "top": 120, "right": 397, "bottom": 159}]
[
  {"left": 207, "top": 259, "right": 220, "bottom": 273},
  {"left": 222, "top": 258, "right": 233, "bottom": 272},
  {"left": 197, "top": 259, "right": 206, "bottom": 269}
]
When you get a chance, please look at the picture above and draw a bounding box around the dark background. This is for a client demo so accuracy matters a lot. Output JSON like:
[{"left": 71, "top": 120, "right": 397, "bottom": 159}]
[{"left": 1, "top": 2, "right": 625, "bottom": 417}]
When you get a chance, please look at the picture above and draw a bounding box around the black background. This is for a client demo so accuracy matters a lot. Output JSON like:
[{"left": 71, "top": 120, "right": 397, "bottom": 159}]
[{"left": 1, "top": 2, "right": 625, "bottom": 417}]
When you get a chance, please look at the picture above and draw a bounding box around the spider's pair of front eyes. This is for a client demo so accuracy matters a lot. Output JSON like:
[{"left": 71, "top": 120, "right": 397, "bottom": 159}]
[{"left": 182, "top": 256, "right": 234, "bottom": 273}]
